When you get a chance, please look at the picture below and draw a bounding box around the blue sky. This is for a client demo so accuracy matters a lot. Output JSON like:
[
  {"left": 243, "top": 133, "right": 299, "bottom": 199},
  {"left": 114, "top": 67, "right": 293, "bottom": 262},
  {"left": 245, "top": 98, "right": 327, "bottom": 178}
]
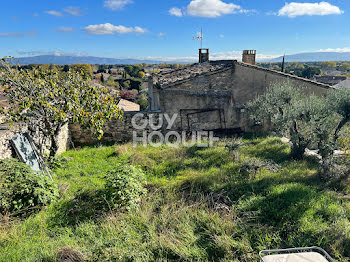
[{"left": 1, "top": 0, "right": 349, "bottom": 61}]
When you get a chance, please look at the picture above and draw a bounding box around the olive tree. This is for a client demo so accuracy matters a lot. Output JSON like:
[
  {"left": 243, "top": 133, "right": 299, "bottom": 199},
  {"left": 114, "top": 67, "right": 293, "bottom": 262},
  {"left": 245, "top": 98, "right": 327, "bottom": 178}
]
[
  {"left": 247, "top": 82, "right": 310, "bottom": 159},
  {"left": 248, "top": 82, "right": 341, "bottom": 161},
  {"left": 0, "top": 59, "right": 122, "bottom": 157},
  {"left": 326, "top": 87, "right": 350, "bottom": 143}
]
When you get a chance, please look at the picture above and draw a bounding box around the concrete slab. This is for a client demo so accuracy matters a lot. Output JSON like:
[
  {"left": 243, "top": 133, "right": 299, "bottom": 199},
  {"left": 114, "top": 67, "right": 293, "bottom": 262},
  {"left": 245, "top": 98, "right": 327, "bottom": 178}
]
[{"left": 262, "top": 252, "right": 329, "bottom": 262}]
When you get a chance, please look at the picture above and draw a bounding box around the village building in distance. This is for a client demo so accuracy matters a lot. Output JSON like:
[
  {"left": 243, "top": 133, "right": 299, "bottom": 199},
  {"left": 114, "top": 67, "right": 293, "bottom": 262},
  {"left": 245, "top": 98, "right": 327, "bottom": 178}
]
[{"left": 117, "top": 99, "right": 140, "bottom": 112}]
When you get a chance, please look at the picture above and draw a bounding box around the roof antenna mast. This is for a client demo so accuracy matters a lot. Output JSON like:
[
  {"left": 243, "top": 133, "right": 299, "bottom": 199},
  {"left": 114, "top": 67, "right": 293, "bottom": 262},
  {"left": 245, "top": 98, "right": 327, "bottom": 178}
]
[{"left": 193, "top": 27, "right": 203, "bottom": 49}]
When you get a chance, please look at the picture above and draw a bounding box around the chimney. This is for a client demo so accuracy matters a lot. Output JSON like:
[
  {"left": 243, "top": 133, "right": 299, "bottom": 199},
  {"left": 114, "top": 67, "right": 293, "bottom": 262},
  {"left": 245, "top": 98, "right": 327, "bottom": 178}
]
[
  {"left": 242, "top": 50, "right": 256, "bottom": 65},
  {"left": 199, "top": 48, "right": 209, "bottom": 63}
]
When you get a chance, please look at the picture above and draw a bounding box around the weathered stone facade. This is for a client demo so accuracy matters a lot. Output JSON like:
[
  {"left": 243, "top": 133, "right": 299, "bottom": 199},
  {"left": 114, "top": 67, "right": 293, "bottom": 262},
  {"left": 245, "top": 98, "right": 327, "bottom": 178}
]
[
  {"left": 149, "top": 60, "right": 332, "bottom": 132},
  {"left": 70, "top": 112, "right": 162, "bottom": 146}
]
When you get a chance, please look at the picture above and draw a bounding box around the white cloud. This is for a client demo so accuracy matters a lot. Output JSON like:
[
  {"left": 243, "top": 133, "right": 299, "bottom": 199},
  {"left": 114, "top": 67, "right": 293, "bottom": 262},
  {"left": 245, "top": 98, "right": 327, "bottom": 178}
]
[
  {"left": 0, "top": 32, "right": 22, "bottom": 38},
  {"left": 278, "top": 2, "right": 343, "bottom": 18},
  {"left": 0, "top": 30, "right": 37, "bottom": 38},
  {"left": 187, "top": 0, "right": 245, "bottom": 18},
  {"left": 45, "top": 10, "right": 64, "bottom": 17},
  {"left": 104, "top": 0, "right": 133, "bottom": 10},
  {"left": 17, "top": 50, "right": 89, "bottom": 57},
  {"left": 144, "top": 51, "right": 279, "bottom": 62},
  {"left": 134, "top": 26, "right": 148, "bottom": 34},
  {"left": 63, "top": 6, "right": 83, "bottom": 16},
  {"left": 170, "top": 0, "right": 252, "bottom": 18},
  {"left": 169, "top": 7, "right": 183, "bottom": 17},
  {"left": 84, "top": 23, "right": 147, "bottom": 35},
  {"left": 53, "top": 27, "right": 76, "bottom": 33},
  {"left": 158, "top": 32, "right": 166, "bottom": 37},
  {"left": 219, "top": 34, "right": 225, "bottom": 38},
  {"left": 210, "top": 51, "right": 279, "bottom": 61},
  {"left": 317, "top": 47, "right": 350, "bottom": 52}
]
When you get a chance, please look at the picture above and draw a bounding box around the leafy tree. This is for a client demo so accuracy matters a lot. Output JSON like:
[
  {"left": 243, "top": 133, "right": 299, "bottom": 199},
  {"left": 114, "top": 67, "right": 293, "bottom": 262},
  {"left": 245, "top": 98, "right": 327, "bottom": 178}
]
[
  {"left": 70, "top": 64, "right": 93, "bottom": 79},
  {"left": 296, "top": 96, "right": 339, "bottom": 174},
  {"left": 338, "top": 63, "right": 350, "bottom": 72},
  {"left": 248, "top": 82, "right": 306, "bottom": 159},
  {"left": 339, "top": 126, "right": 350, "bottom": 161},
  {"left": 123, "top": 80, "right": 131, "bottom": 89},
  {"left": 133, "top": 65, "right": 142, "bottom": 73},
  {"left": 101, "top": 73, "right": 105, "bottom": 83},
  {"left": 0, "top": 59, "right": 122, "bottom": 157},
  {"left": 105, "top": 76, "right": 116, "bottom": 87},
  {"left": 272, "top": 65, "right": 280, "bottom": 71},
  {"left": 136, "top": 93, "right": 148, "bottom": 110},
  {"left": 159, "top": 63, "right": 169, "bottom": 68},
  {"left": 125, "top": 65, "right": 134, "bottom": 76},
  {"left": 289, "top": 62, "right": 299, "bottom": 69},
  {"left": 248, "top": 82, "right": 337, "bottom": 160},
  {"left": 248, "top": 82, "right": 349, "bottom": 176},
  {"left": 321, "top": 61, "right": 337, "bottom": 69},
  {"left": 138, "top": 71, "right": 146, "bottom": 79},
  {"left": 327, "top": 87, "right": 350, "bottom": 142},
  {"left": 97, "top": 64, "right": 107, "bottom": 73},
  {"left": 62, "top": 65, "right": 70, "bottom": 72},
  {"left": 300, "top": 66, "right": 321, "bottom": 79},
  {"left": 172, "top": 63, "right": 180, "bottom": 70}
]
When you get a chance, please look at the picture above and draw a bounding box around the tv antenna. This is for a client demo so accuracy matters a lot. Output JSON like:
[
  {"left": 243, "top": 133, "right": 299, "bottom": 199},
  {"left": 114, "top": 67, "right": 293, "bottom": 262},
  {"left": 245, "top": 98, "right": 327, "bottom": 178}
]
[{"left": 193, "top": 27, "right": 203, "bottom": 49}]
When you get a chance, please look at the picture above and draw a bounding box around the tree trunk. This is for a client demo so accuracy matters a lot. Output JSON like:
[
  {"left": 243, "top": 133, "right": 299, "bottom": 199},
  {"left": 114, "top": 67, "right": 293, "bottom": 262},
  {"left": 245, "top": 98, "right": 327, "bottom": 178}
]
[
  {"left": 334, "top": 117, "right": 349, "bottom": 143},
  {"left": 290, "top": 142, "right": 307, "bottom": 160},
  {"left": 289, "top": 121, "right": 308, "bottom": 160},
  {"left": 49, "top": 134, "right": 58, "bottom": 158},
  {"left": 49, "top": 124, "right": 63, "bottom": 158}
]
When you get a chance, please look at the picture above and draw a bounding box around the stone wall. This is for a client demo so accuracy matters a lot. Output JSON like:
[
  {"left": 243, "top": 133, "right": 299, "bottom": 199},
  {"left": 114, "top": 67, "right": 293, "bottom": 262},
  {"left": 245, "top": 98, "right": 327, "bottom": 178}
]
[
  {"left": 0, "top": 121, "right": 69, "bottom": 159},
  {"left": 232, "top": 62, "right": 331, "bottom": 104},
  {"left": 70, "top": 112, "right": 162, "bottom": 146}
]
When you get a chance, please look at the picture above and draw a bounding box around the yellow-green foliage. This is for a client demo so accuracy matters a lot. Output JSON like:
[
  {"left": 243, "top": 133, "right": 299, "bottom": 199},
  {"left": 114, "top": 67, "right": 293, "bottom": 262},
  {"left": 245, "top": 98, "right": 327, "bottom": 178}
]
[{"left": 0, "top": 59, "right": 122, "bottom": 157}]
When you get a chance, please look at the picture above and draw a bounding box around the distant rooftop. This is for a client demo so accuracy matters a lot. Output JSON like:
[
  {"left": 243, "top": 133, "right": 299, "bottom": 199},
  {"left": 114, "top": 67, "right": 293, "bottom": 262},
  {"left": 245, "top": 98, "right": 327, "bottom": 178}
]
[
  {"left": 314, "top": 75, "right": 347, "bottom": 86},
  {"left": 117, "top": 99, "right": 140, "bottom": 112},
  {"left": 335, "top": 79, "right": 350, "bottom": 89}
]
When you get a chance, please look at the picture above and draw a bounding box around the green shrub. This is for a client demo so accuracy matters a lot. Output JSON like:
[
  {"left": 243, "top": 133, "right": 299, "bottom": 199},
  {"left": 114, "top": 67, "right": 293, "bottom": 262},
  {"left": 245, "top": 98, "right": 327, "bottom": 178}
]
[
  {"left": 46, "top": 156, "right": 69, "bottom": 170},
  {"left": 0, "top": 159, "right": 59, "bottom": 215},
  {"left": 104, "top": 164, "right": 147, "bottom": 210}
]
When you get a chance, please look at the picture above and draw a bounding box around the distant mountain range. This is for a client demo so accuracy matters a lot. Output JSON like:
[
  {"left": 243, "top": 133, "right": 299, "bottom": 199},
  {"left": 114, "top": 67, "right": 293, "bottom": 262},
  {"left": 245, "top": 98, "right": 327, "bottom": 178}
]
[
  {"left": 11, "top": 52, "right": 350, "bottom": 65},
  {"left": 268, "top": 52, "right": 350, "bottom": 63},
  {"left": 13, "top": 55, "right": 168, "bottom": 65}
]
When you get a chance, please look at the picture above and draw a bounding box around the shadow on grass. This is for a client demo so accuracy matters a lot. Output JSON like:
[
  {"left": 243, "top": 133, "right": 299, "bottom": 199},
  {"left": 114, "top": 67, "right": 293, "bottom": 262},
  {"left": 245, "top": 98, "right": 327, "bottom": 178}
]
[
  {"left": 243, "top": 138, "right": 291, "bottom": 164},
  {"left": 247, "top": 183, "right": 315, "bottom": 226},
  {"left": 48, "top": 189, "right": 109, "bottom": 228}
]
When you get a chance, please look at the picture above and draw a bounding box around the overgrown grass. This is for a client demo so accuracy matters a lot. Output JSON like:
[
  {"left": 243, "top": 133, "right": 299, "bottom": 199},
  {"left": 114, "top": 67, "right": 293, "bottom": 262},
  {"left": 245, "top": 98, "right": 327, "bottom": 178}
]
[{"left": 0, "top": 137, "right": 350, "bottom": 261}]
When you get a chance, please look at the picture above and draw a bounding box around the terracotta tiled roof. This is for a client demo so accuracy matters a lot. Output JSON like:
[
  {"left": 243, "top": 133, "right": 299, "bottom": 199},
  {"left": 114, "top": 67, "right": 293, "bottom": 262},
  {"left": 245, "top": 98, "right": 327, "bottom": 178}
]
[
  {"left": 117, "top": 99, "right": 140, "bottom": 112},
  {"left": 0, "top": 94, "right": 8, "bottom": 108}
]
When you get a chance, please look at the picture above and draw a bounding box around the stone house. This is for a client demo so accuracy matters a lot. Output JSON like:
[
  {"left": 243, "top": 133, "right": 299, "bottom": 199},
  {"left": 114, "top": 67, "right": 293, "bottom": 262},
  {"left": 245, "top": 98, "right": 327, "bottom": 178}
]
[{"left": 148, "top": 49, "right": 332, "bottom": 132}]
